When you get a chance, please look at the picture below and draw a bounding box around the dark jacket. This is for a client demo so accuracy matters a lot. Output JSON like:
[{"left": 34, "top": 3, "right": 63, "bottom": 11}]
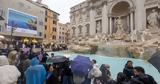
[
  {"left": 62, "top": 67, "right": 74, "bottom": 84},
  {"left": 131, "top": 74, "right": 157, "bottom": 84},
  {"left": 123, "top": 66, "right": 134, "bottom": 80},
  {"left": 46, "top": 72, "right": 59, "bottom": 84}
]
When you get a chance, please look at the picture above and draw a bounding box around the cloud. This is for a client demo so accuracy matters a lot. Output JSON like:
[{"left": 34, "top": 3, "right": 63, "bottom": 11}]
[{"left": 41, "top": 0, "right": 85, "bottom": 23}]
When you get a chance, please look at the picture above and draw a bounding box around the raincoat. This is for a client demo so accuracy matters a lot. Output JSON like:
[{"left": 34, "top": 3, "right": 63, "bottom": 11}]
[{"left": 25, "top": 57, "right": 46, "bottom": 84}]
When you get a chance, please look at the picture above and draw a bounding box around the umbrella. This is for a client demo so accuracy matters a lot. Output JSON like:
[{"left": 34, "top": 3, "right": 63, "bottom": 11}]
[
  {"left": 71, "top": 55, "right": 92, "bottom": 77},
  {"left": 47, "top": 56, "right": 69, "bottom": 64},
  {"left": 148, "top": 51, "right": 160, "bottom": 73}
]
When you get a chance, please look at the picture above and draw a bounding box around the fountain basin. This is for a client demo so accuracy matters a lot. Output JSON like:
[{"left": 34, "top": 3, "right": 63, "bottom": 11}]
[{"left": 47, "top": 51, "right": 160, "bottom": 84}]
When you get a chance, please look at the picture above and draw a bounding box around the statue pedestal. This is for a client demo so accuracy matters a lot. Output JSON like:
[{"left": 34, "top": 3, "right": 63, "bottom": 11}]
[{"left": 147, "top": 27, "right": 160, "bottom": 34}]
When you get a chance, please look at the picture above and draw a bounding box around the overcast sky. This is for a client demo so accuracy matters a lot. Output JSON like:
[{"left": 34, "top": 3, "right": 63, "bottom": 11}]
[{"left": 38, "top": 0, "right": 85, "bottom": 23}]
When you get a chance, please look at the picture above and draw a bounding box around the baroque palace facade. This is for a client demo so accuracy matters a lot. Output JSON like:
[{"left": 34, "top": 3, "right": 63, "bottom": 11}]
[{"left": 70, "top": 0, "right": 160, "bottom": 37}]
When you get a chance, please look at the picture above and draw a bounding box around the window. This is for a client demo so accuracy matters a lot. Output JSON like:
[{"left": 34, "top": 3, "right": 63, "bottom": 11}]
[
  {"left": 45, "top": 10, "right": 47, "bottom": 15},
  {"left": 44, "top": 34, "right": 46, "bottom": 38},
  {"left": 86, "top": 24, "right": 90, "bottom": 34},
  {"left": 78, "top": 26, "right": 82, "bottom": 34},
  {"left": 53, "top": 20, "right": 57, "bottom": 24},
  {"left": 0, "top": 25, "right": 2, "bottom": 31},
  {"left": 45, "top": 18, "right": 47, "bottom": 22},
  {"left": 72, "top": 27, "right": 76, "bottom": 35},
  {"left": 52, "top": 35, "right": 56, "bottom": 39},
  {"left": 39, "top": 21, "right": 43, "bottom": 26},
  {"left": 53, "top": 27, "right": 56, "bottom": 32},
  {"left": 53, "top": 14, "right": 57, "bottom": 20},
  {"left": 39, "top": 32, "right": 42, "bottom": 36},
  {"left": 45, "top": 25, "right": 47, "bottom": 30}
]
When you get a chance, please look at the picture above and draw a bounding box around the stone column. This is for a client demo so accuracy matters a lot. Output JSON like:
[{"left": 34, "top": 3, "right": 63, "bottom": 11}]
[
  {"left": 135, "top": 0, "right": 145, "bottom": 31},
  {"left": 130, "top": 12, "right": 134, "bottom": 32},
  {"left": 127, "top": 15, "right": 130, "bottom": 30},
  {"left": 109, "top": 17, "right": 112, "bottom": 35},
  {"left": 102, "top": 2, "right": 108, "bottom": 34},
  {"left": 90, "top": 7, "right": 96, "bottom": 35}
]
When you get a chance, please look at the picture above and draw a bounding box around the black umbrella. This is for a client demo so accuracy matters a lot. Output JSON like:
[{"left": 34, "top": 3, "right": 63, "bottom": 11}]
[
  {"left": 148, "top": 51, "right": 160, "bottom": 73},
  {"left": 48, "top": 56, "right": 69, "bottom": 64}
]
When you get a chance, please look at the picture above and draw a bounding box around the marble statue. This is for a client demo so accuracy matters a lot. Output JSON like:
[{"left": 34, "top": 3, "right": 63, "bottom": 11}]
[
  {"left": 131, "top": 30, "right": 137, "bottom": 42},
  {"left": 71, "top": 14, "right": 76, "bottom": 24},
  {"left": 115, "top": 17, "right": 124, "bottom": 35},
  {"left": 96, "top": 7, "right": 102, "bottom": 16},
  {"left": 96, "top": 21, "right": 102, "bottom": 33},
  {"left": 147, "top": 9, "right": 159, "bottom": 33},
  {"left": 141, "top": 29, "right": 152, "bottom": 42},
  {"left": 138, "top": 47, "right": 144, "bottom": 59},
  {"left": 78, "top": 12, "right": 83, "bottom": 23},
  {"left": 85, "top": 12, "right": 90, "bottom": 22},
  {"left": 113, "top": 17, "right": 127, "bottom": 40}
]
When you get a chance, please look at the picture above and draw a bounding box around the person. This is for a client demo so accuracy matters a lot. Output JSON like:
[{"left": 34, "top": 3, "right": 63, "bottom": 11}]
[
  {"left": 123, "top": 60, "right": 134, "bottom": 81},
  {"left": 100, "top": 64, "right": 112, "bottom": 84},
  {"left": 7, "top": 50, "right": 19, "bottom": 65},
  {"left": 116, "top": 72, "right": 128, "bottom": 84},
  {"left": 131, "top": 66, "right": 157, "bottom": 84},
  {"left": 92, "top": 59, "right": 98, "bottom": 68},
  {"left": 51, "top": 53, "right": 54, "bottom": 57},
  {"left": 22, "top": 43, "right": 26, "bottom": 48},
  {"left": 0, "top": 56, "right": 21, "bottom": 84},
  {"left": 88, "top": 59, "right": 102, "bottom": 84},
  {"left": 25, "top": 57, "right": 46, "bottom": 84},
  {"left": 46, "top": 65, "right": 59, "bottom": 84},
  {"left": 17, "top": 52, "right": 30, "bottom": 84},
  {"left": 61, "top": 65, "right": 74, "bottom": 84}
]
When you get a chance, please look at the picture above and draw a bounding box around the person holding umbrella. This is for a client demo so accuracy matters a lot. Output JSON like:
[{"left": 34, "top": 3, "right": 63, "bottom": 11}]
[
  {"left": 88, "top": 59, "right": 102, "bottom": 84},
  {"left": 71, "top": 55, "right": 93, "bottom": 84}
]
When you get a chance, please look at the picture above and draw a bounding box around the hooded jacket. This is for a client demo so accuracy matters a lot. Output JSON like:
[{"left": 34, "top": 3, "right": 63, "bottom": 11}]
[{"left": 25, "top": 57, "right": 46, "bottom": 84}]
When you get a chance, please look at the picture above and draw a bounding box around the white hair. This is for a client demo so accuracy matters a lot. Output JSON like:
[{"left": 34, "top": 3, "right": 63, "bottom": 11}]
[{"left": 0, "top": 56, "right": 9, "bottom": 66}]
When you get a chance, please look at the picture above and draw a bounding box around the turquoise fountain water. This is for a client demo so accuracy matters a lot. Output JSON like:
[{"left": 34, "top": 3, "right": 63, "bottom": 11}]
[{"left": 47, "top": 52, "right": 160, "bottom": 84}]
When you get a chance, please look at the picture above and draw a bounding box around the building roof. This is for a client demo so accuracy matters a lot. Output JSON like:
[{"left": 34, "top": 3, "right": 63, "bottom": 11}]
[
  {"left": 42, "top": 6, "right": 60, "bottom": 15},
  {"left": 26, "top": 0, "right": 60, "bottom": 15}
]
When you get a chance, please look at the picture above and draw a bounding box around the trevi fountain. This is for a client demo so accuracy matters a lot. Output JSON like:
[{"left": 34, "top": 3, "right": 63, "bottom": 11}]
[{"left": 68, "top": 0, "right": 160, "bottom": 60}]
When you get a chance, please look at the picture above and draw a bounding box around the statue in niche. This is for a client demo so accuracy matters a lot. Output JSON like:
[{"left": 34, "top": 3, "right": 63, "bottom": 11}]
[
  {"left": 96, "top": 20, "right": 102, "bottom": 33},
  {"left": 85, "top": 11, "right": 90, "bottom": 21},
  {"left": 115, "top": 17, "right": 125, "bottom": 35},
  {"left": 113, "top": 17, "right": 128, "bottom": 40},
  {"left": 71, "top": 15, "right": 76, "bottom": 24},
  {"left": 78, "top": 11, "right": 83, "bottom": 23},
  {"left": 96, "top": 7, "right": 102, "bottom": 16},
  {"left": 147, "top": 9, "right": 160, "bottom": 33}
]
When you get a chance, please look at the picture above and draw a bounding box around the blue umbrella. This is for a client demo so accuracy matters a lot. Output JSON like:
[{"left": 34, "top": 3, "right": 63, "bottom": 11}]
[{"left": 71, "top": 55, "right": 93, "bottom": 77}]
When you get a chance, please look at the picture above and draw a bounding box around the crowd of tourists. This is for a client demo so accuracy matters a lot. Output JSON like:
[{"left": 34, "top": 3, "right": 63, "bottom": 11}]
[{"left": 0, "top": 47, "right": 158, "bottom": 84}]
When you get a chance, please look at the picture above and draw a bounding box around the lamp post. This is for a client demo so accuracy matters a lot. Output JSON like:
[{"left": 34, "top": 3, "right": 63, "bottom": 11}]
[
  {"left": 5, "top": 21, "right": 17, "bottom": 48},
  {"left": 0, "top": 8, "right": 4, "bottom": 20},
  {"left": 10, "top": 27, "right": 14, "bottom": 44}
]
